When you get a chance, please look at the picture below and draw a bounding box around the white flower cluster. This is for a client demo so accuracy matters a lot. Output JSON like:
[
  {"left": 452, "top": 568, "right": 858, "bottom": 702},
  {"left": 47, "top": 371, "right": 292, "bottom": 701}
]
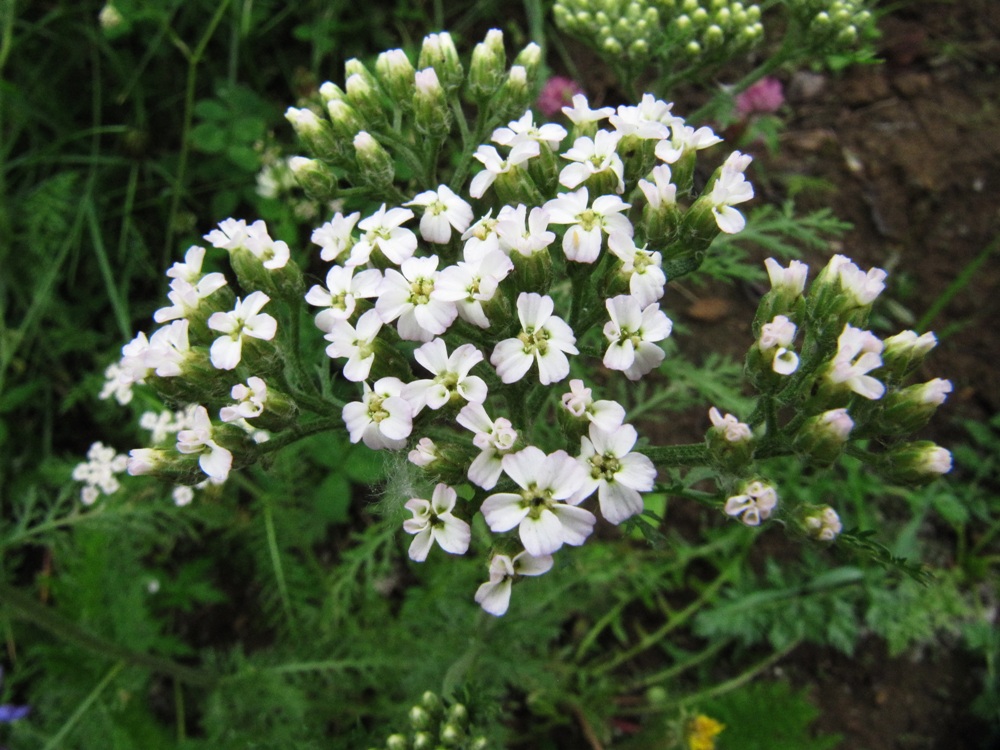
[
  {"left": 72, "top": 442, "right": 128, "bottom": 505},
  {"left": 296, "top": 96, "right": 751, "bottom": 615}
]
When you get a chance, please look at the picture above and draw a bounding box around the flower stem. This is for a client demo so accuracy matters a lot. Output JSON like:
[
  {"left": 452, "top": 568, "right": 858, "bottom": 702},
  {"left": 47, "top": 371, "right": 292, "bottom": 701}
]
[{"left": 639, "top": 443, "right": 710, "bottom": 467}]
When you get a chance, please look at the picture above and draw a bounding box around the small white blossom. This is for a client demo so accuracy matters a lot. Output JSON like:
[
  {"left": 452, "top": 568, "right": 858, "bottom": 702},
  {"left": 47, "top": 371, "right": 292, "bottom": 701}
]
[
  {"left": 72, "top": 441, "right": 128, "bottom": 504},
  {"left": 323, "top": 309, "right": 384, "bottom": 382},
  {"left": 469, "top": 140, "right": 540, "bottom": 199},
  {"left": 724, "top": 480, "right": 777, "bottom": 526},
  {"left": 207, "top": 292, "right": 277, "bottom": 370},
  {"left": 608, "top": 232, "right": 666, "bottom": 307},
  {"left": 764, "top": 258, "right": 809, "bottom": 296},
  {"left": 341, "top": 377, "right": 413, "bottom": 450},
  {"left": 559, "top": 130, "right": 625, "bottom": 193},
  {"left": 826, "top": 324, "right": 885, "bottom": 400},
  {"left": 759, "top": 315, "right": 799, "bottom": 375},
  {"left": 709, "top": 407, "right": 752, "bottom": 442},
  {"left": 822, "top": 254, "right": 887, "bottom": 306},
  {"left": 220, "top": 376, "right": 268, "bottom": 422},
  {"left": 403, "top": 483, "right": 471, "bottom": 562},
  {"left": 402, "top": 338, "right": 487, "bottom": 413},
  {"left": 99, "top": 361, "right": 134, "bottom": 405},
  {"left": 456, "top": 403, "right": 519, "bottom": 490},
  {"left": 574, "top": 423, "right": 657, "bottom": 525},
  {"left": 474, "top": 551, "right": 553, "bottom": 617},
  {"left": 408, "top": 437, "right": 438, "bottom": 468},
  {"left": 176, "top": 406, "right": 233, "bottom": 481},
  {"left": 560, "top": 379, "right": 626, "bottom": 432},
  {"left": 376, "top": 255, "right": 457, "bottom": 341},
  {"left": 602, "top": 296, "right": 672, "bottom": 380},
  {"left": 154, "top": 274, "right": 227, "bottom": 324},
  {"left": 311, "top": 211, "right": 361, "bottom": 262},
  {"left": 637, "top": 164, "right": 678, "bottom": 210},
  {"left": 435, "top": 249, "right": 513, "bottom": 329},
  {"left": 495, "top": 204, "right": 555, "bottom": 257},
  {"left": 492, "top": 110, "right": 567, "bottom": 149},
  {"left": 349, "top": 204, "right": 417, "bottom": 267},
  {"left": 205, "top": 218, "right": 289, "bottom": 269},
  {"left": 172, "top": 486, "right": 195, "bottom": 507},
  {"left": 609, "top": 95, "right": 674, "bottom": 139},
  {"left": 405, "top": 185, "right": 474, "bottom": 244},
  {"left": 805, "top": 506, "right": 843, "bottom": 541},
  {"left": 654, "top": 122, "right": 721, "bottom": 163},
  {"left": 305, "top": 266, "right": 382, "bottom": 331},
  {"left": 491, "top": 293, "right": 578, "bottom": 385},
  {"left": 561, "top": 94, "right": 614, "bottom": 127},
  {"left": 481, "top": 446, "right": 596, "bottom": 556},
  {"left": 708, "top": 152, "right": 754, "bottom": 234},
  {"left": 545, "top": 187, "right": 632, "bottom": 263}
]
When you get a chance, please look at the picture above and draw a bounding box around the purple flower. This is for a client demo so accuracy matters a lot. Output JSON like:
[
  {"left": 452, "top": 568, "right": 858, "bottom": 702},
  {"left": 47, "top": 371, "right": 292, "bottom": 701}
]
[
  {"left": 0, "top": 667, "right": 29, "bottom": 724},
  {"left": 536, "top": 76, "right": 583, "bottom": 117},
  {"left": 735, "top": 77, "right": 784, "bottom": 118}
]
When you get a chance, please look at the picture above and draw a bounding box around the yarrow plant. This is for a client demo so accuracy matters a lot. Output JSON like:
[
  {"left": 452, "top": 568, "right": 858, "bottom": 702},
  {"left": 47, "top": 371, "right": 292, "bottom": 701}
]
[{"left": 82, "top": 28, "right": 953, "bottom": 619}]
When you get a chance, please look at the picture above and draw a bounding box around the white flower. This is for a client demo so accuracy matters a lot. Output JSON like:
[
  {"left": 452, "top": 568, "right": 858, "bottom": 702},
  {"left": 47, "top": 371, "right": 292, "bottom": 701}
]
[
  {"left": 474, "top": 551, "right": 553, "bottom": 617},
  {"left": 72, "top": 441, "right": 128, "bottom": 504},
  {"left": 919, "top": 445, "right": 952, "bottom": 475},
  {"left": 176, "top": 406, "right": 233, "bottom": 481},
  {"left": 574, "top": 424, "right": 657, "bottom": 525},
  {"left": 405, "top": 185, "right": 473, "bottom": 244},
  {"left": 341, "top": 377, "right": 413, "bottom": 450},
  {"left": 495, "top": 204, "right": 555, "bottom": 257},
  {"left": 561, "top": 94, "right": 614, "bottom": 127},
  {"left": 126, "top": 448, "right": 168, "bottom": 476},
  {"left": 402, "top": 483, "right": 471, "bottom": 561},
  {"left": 826, "top": 324, "right": 885, "bottom": 400},
  {"left": 154, "top": 274, "right": 227, "bottom": 324},
  {"left": 144, "top": 320, "right": 193, "bottom": 378},
  {"left": 559, "top": 130, "right": 625, "bottom": 193},
  {"left": 654, "top": 122, "right": 721, "bottom": 163},
  {"left": 491, "top": 293, "right": 578, "bottom": 385},
  {"left": 492, "top": 110, "right": 567, "bottom": 149},
  {"left": 408, "top": 437, "right": 438, "bottom": 467},
  {"left": 560, "top": 379, "right": 626, "bottom": 432},
  {"left": 469, "top": 140, "right": 540, "bottom": 199},
  {"left": 883, "top": 330, "right": 937, "bottom": 358},
  {"left": 544, "top": 187, "right": 632, "bottom": 263},
  {"left": 709, "top": 407, "right": 752, "bottom": 442},
  {"left": 764, "top": 258, "right": 809, "bottom": 296},
  {"left": 708, "top": 153, "right": 754, "bottom": 234},
  {"left": 402, "top": 338, "right": 487, "bottom": 413},
  {"left": 456, "top": 403, "right": 519, "bottom": 489},
  {"left": 207, "top": 291, "right": 277, "bottom": 370},
  {"left": 609, "top": 95, "right": 674, "bottom": 139},
  {"left": 823, "top": 254, "right": 887, "bottom": 306},
  {"left": 608, "top": 232, "right": 666, "bottom": 307},
  {"left": 220, "top": 376, "right": 268, "bottom": 422},
  {"left": 724, "top": 480, "right": 778, "bottom": 526},
  {"left": 602, "top": 296, "right": 672, "bottom": 380},
  {"left": 311, "top": 211, "right": 361, "bottom": 262},
  {"left": 435, "top": 249, "right": 514, "bottom": 328},
  {"left": 165, "top": 245, "right": 223, "bottom": 287},
  {"left": 305, "top": 266, "right": 382, "bottom": 331},
  {"left": 759, "top": 315, "right": 799, "bottom": 375},
  {"left": 805, "top": 506, "right": 843, "bottom": 541},
  {"left": 481, "top": 446, "right": 596, "bottom": 556},
  {"left": 98, "top": 361, "right": 134, "bottom": 405},
  {"left": 172, "top": 485, "right": 195, "bottom": 507},
  {"left": 376, "top": 255, "right": 457, "bottom": 341},
  {"left": 323, "top": 309, "right": 384, "bottom": 382},
  {"left": 637, "top": 164, "right": 678, "bottom": 210},
  {"left": 461, "top": 211, "right": 502, "bottom": 259},
  {"left": 349, "top": 204, "right": 417, "bottom": 267},
  {"left": 205, "top": 218, "right": 288, "bottom": 269}
]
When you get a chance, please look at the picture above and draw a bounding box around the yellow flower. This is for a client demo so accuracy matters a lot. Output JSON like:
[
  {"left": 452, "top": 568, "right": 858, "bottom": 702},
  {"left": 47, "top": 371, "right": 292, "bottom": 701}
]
[{"left": 686, "top": 714, "right": 725, "bottom": 750}]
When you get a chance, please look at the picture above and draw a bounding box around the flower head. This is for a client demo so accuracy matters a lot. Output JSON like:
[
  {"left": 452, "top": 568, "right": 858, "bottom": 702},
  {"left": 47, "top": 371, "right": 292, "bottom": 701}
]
[
  {"left": 474, "top": 551, "right": 553, "bottom": 616},
  {"left": 207, "top": 291, "right": 277, "bottom": 370},
  {"left": 403, "top": 483, "right": 471, "bottom": 561},
  {"left": 491, "top": 293, "right": 578, "bottom": 384}
]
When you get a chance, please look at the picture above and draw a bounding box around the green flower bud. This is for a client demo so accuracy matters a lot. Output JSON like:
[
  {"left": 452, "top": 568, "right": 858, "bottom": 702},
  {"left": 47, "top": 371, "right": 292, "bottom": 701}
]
[
  {"left": 799, "top": 504, "right": 843, "bottom": 541},
  {"left": 793, "top": 408, "right": 853, "bottom": 466},
  {"left": 326, "top": 99, "right": 366, "bottom": 143},
  {"left": 468, "top": 29, "right": 506, "bottom": 102},
  {"left": 346, "top": 72, "right": 387, "bottom": 125},
  {"left": 878, "top": 378, "right": 952, "bottom": 435},
  {"left": 375, "top": 49, "right": 416, "bottom": 105},
  {"left": 288, "top": 156, "right": 337, "bottom": 202},
  {"left": 418, "top": 32, "right": 464, "bottom": 92},
  {"left": 412, "top": 731, "right": 434, "bottom": 750},
  {"left": 284, "top": 107, "right": 340, "bottom": 161},
  {"left": 446, "top": 703, "right": 468, "bottom": 727},
  {"left": 513, "top": 42, "right": 542, "bottom": 83},
  {"left": 706, "top": 407, "right": 754, "bottom": 473},
  {"left": 692, "top": 7, "right": 709, "bottom": 25},
  {"left": 420, "top": 691, "right": 443, "bottom": 714},
  {"left": 439, "top": 723, "right": 464, "bottom": 747},
  {"left": 880, "top": 330, "right": 937, "bottom": 381},
  {"left": 705, "top": 24, "right": 725, "bottom": 45},
  {"left": 686, "top": 40, "right": 702, "bottom": 55},
  {"left": 386, "top": 734, "right": 409, "bottom": 750},
  {"left": 353, "top": 131, "right": 395, "bottom": 190},
  {"left": 409, "top": 705, "right": 432, "bottom": 730},
  {"left": 413, "top": 68, "right": 451, "bottom": 136},
  {"left": 880, "top": 441, "right": 952, "bottom": 485},
  {"left": 318, "top": 81, "right": 346, "bottom": 104},
  {"left": 493, "top": 65, "right": 531, "bottom": 121}
]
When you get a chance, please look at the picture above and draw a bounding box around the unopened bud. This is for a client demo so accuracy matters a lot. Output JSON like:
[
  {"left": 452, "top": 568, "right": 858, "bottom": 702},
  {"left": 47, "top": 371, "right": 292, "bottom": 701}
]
[
  {"left": 318, "top": 81, "right": 346, "bottom": 104},
  {"left": 421, "top": 691, "right": 443, "bottom": 714},
  {"left": 882, "top": 441, "right": 952, "bottom": 484},
  {"left": 346, "top": 72, "right": 386, "bottom": 125},
  {"left": 793, "top": 408, "right": 853, "bottom": 466},
  {"left": 386, "top": 734, "right": 409, "bottom": 750},
  {"left": 285, "top": 107, "right": 339, "bottom": 160},
  {"left": 419, "top": 32, "right": 464, "bottom": 91},
  {"left": 353, "top": 131, "right": 395, "bottom": 189},
  {"left": 494, "top": 65, "right": 531, "bottom": 121},
  {"left": 514, "top": 42, "right": 542, "bottom": 82},
  {"left": 468, "top": 29, "right": 507, "bottom": 101},
  {"left": 409, "top": 704, "right": 432, "bottom": 730},
  {"left": 288, "top": 156, "right": 337, "bottom": 201},
  {"left": 412, "top": 731, "right": 434, "bottom": 750},
  {"left": 879, "top": 378, "right": 952, "bottom": 435},
  {"left": 881, "top": 330, "right": 937, "bottom": 380},
  {"left": 446, "top": 703, "right": 468, "bottom": 727},
  {"left": 439, "top": 723, "right": 464, "bottom": 747},
  {"left": 802, "top": 504, "right": 843, "bottom": 541},
  {"left": 326, "top": 99, "right": 365, "bottom": 142},
  {"left": 413, "top": 68, "right": 451, "bottom": 135},
  {"left": 376, "top": 49, "right": 416, "bottom": 105}
]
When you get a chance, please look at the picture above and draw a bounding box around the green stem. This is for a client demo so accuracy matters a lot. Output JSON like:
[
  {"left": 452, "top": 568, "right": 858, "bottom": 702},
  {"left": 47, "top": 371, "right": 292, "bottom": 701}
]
[
  {"left": 164, "top": 0, "right": 232, "bottom": 263},
  {"left": 626, "top": 637, "right": 732, "bottom": 691},
  {"left": 262, "top": 496, "right": 296, "bottom": 631},
  {"left": 0, "top": 582, "right": 217, "bottom": 686},
  {"left": 673, "top": 638, "right": 801, "bottom": 708},
  {"left": 43, "top": 661, "right": 126, "bottom": 750},
  {"left": 639, "top": 443, "right": 710, "bottom": 467},
  {"left": 253, "top": 416, "right": 342, "bottom": 456}
]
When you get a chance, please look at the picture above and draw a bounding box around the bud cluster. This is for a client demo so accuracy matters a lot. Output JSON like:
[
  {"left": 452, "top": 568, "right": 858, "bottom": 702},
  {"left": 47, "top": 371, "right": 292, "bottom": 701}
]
[
  {"left": 553, "top": 0, "right": 763, "bottom": 62},
  {"left": 790, "top": 0, "right": 875, "bottom": 51},
  {"left": 375, "top": 692, "right": 488, "bottom": 750}
]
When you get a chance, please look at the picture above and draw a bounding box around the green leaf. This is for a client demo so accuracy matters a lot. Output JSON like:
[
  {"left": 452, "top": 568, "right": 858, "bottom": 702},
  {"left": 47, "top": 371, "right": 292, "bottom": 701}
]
[
  {"left": 190, "top": 122, "right": 227, "bottom": 153},
  {"left": 313, "top": 472, "right": 352, "bottom": 524}
]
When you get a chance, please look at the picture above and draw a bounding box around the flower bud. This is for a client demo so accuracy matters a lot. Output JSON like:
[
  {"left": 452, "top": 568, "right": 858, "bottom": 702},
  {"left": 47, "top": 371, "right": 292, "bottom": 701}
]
[
  {"left": 880, "top": 330, "right": 937, "bottom": 381},
  {"left": 446, "top": 703, "right": 468, "bottom": 727},
  {"left": 353, "top": 131, "right": 395, "bottom": 191},
  {"left": 755, "top": 258, "right": 808, "bottom": 325},
  {"left": 345, "top": 70, "right": 387, "bottom": 125},
  {"left": 418, "top": 32, "right": 464, "bottom": 92},
  {"left": 724, "top": 479, "right": 777, "bottom": 526},
  {"left": 318, "top": 81, "right": 346, "bottom": 104},
  {"left": 284, "top": 107, "right": 340, "bottom": 161},
  {"left": 801, "top": 505, "right": 843, "bottom": 541},
  {"left": 420, "top": 691, "right": 443, "bottom": 714},
  {"left": 881, "top": 441, "right": 952, "bottom": 485},
  {"left": 493, "top": 66, "right": 532, "bottom": 122},
  {"left": 468, "top": 29, "right": 506, "bottom": 102},
  {"left": 326, "top": 99, "right": 366, "bottom": 145},
  {"left": 706, "top": 407, "right": 754, "bottom": 473},
  {"left": 409, "top": 705, "right": 432, "bottom": 730},
  {"left": 878, "top": 378, "right": 952, "bottom": 435},
  {"left": 411, "top": 731, "right": 434, "bottom": 750},
  {"left": 386, "top": 734, "right": 409, "bottom": 750},
  {"left": 439, "top": 723, "right": 464, "bottom": 747},
  {"left": 288, "top": 156, "right": 337, "bottom": 202},
  {"left": 375, "top": 49, "right": 416, "bottom": 106},
  {"left": 413, "top": 68, "right": 451, "bottom": 136},
  {"left": 793, "top": 408, "right": 853, "bottom": 466},
  {"left": 513, "top": 42, "right": 542, "bottom": 83}
]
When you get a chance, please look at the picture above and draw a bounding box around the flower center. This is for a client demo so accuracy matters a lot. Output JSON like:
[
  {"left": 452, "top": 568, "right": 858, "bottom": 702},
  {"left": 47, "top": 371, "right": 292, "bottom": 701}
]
[{"left": 410, "top": 276, "right": 435, "bottom": 305}]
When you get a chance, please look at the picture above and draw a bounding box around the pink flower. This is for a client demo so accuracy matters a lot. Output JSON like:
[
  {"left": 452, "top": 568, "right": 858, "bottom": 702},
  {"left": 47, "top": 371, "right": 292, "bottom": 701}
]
[
  {"left": 735, "top": 77, "right": 784, "bottom": 118},
  {"left": 537, "top": 76, "right": 584, "bottom": 117}
]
